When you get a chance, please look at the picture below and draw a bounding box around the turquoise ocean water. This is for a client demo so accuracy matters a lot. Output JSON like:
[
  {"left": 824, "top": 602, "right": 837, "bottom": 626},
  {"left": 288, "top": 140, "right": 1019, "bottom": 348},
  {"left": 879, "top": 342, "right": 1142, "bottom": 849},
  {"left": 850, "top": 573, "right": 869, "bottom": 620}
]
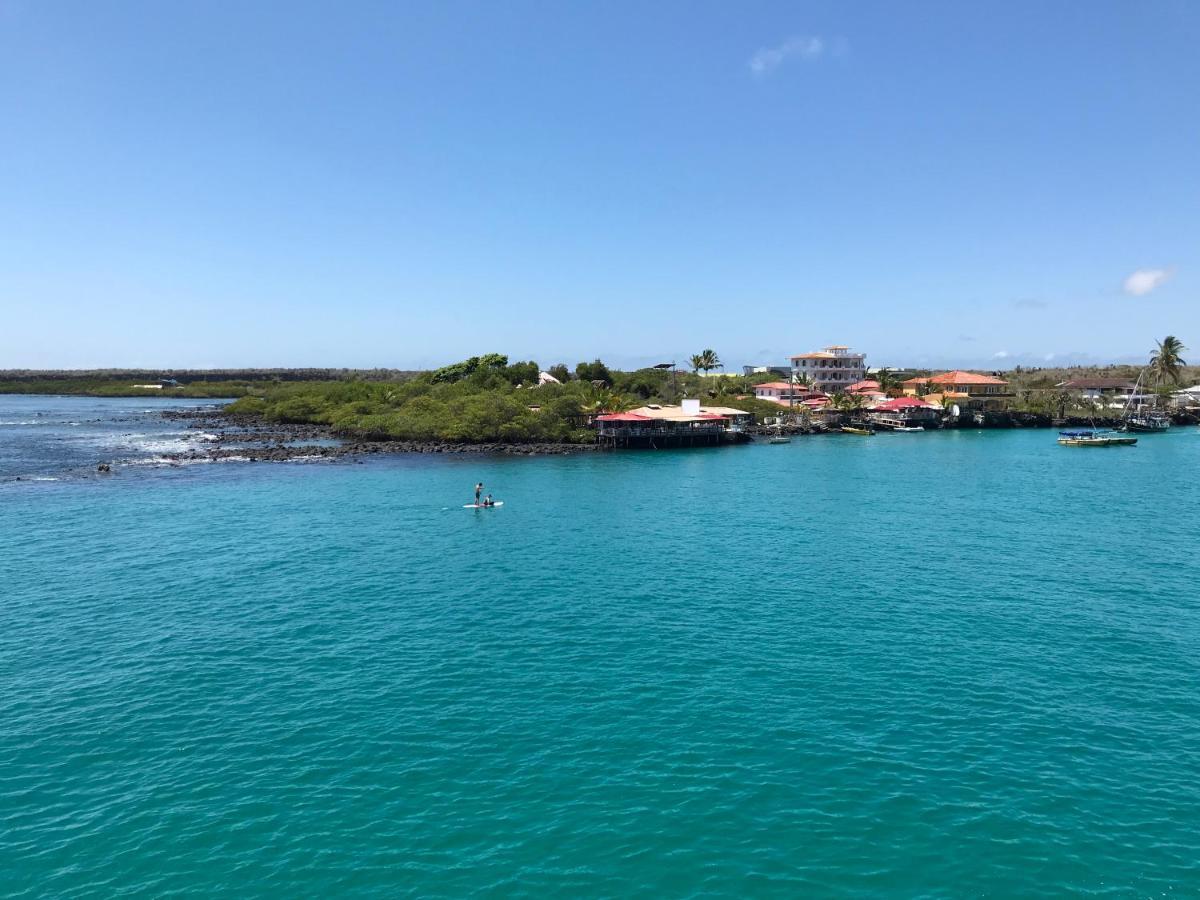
[{"left": 3, "top": 397, "right": 1200, "bottom": 896}]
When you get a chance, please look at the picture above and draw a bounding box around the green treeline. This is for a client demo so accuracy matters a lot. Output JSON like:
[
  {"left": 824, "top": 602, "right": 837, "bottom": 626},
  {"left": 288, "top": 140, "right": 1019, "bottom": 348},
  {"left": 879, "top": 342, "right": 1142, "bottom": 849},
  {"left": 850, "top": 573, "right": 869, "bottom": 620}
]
[
  {"left": 224, "top": 355, "right": 782, "bottom": 443},
  {"left": 0, "top": 379, "right": 256, "bottom": 398}
]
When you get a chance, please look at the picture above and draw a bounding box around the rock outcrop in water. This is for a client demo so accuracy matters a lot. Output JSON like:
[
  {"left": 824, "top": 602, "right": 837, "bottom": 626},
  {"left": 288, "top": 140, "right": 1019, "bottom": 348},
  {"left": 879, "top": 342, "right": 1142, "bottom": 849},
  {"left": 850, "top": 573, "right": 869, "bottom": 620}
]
[{"left": 161, "top": 409, "right": 599, "bottom": 463}]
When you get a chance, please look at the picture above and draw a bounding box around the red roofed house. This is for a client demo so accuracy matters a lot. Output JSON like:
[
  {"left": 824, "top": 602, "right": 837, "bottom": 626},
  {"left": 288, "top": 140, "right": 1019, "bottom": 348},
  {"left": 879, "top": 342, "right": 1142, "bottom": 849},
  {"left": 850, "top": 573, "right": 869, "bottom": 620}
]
[
  {"left": 845, "top": 379, "right": 887, "bottom": 403},
  {"left": 753, "top": 381, "right": 815, "bottom": 406},
  {"left": 1056, "top": 378, "right": 1137, "bottom": 403},
  {"left": 903, "top": 371, "right": 1012, "bottom": 411}
]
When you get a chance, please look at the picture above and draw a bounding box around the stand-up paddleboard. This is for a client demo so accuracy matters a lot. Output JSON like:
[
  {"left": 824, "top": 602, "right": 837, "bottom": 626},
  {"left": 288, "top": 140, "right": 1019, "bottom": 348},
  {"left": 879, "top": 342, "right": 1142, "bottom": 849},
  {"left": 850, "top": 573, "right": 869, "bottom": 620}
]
[{"left": 463, "top": 502, "right": 504, "bottom": 508}]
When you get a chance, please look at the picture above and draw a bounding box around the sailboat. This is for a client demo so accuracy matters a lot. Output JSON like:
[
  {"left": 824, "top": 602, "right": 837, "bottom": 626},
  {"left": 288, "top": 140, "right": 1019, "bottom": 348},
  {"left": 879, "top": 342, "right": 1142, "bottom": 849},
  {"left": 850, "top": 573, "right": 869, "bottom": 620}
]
[{"left": 1120, "top": 370, "right": 1171, "bottom": 433}]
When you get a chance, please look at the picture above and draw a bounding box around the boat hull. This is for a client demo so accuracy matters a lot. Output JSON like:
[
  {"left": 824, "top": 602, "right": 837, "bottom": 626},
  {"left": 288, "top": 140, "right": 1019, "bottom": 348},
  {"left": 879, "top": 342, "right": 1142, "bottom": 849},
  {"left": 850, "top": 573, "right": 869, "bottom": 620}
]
[{"left": 1057, "top": 437, "right": 1138, "bottom": 446}]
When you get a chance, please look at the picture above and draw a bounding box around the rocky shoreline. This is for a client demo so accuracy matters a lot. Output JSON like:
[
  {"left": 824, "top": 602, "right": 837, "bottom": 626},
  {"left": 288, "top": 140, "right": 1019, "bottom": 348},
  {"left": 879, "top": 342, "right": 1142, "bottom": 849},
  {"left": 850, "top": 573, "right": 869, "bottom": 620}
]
[
  {"left": 159, "top": 409, "right": 600, "bottom": 463},
  {"left": 156, "top": 406, "right": 1200, "bottom": 467}
]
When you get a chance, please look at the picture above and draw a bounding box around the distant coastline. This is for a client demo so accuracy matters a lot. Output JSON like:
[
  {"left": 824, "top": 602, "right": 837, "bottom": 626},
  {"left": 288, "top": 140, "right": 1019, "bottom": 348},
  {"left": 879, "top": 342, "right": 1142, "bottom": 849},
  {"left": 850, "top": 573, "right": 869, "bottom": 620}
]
[{"left": 4, "top": 353, "right": 1197, "bottom": 451}]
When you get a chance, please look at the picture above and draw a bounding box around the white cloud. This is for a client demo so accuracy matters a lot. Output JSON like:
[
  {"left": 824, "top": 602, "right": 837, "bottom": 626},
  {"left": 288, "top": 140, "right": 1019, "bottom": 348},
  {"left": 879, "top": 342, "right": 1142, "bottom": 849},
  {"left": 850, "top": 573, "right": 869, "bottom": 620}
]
[
  {"left": 748, "top": 36, "right": 824, "bottom": 76},
  {"left": 992, "top": 350, "right": 1010, "bottom": 359},
  {"left": 1124, "top": 268, "right": 1172, "bottom": 296}
]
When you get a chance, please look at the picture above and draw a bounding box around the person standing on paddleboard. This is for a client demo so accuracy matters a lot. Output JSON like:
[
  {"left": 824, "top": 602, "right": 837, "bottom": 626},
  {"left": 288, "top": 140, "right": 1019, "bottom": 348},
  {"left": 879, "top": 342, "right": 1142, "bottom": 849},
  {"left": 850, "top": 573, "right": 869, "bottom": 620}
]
[{"left": 474, "top": 482, "right": 483, "bottom": 506}]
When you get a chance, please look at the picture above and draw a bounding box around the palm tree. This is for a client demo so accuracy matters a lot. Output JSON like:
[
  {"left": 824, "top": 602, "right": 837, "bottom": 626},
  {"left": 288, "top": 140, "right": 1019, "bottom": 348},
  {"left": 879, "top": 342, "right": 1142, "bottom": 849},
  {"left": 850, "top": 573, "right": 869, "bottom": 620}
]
[
  {"left": 825, "top": 391, "right": 861, "bottom": 413},
  {"left": 589, "top": 388, "right": 634, "bottom": 414},
  {"left": 787, "top": 371, "right": 810, "bottom": 411},
  {"left": 875, "top": 368, "right": 899, "bottom": 396},
  {"left": 1149, "top": 335, "right": 1187, "bottom": 385},
  {"left": 691, "top": 349, "right": 722, "bottom": 377}
]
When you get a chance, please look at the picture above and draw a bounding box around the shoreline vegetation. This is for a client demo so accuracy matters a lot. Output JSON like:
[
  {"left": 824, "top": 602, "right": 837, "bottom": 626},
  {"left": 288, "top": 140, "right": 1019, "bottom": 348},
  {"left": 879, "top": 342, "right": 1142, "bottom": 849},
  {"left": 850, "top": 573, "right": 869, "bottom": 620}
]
[{"left": 4, "top": 352, "right": 1198, "bottom": 452}]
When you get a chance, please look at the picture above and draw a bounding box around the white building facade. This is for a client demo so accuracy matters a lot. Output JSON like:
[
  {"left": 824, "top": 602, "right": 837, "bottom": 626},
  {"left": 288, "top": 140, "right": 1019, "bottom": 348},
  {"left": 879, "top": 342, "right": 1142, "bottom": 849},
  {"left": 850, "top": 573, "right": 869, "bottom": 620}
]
[{"left": 789, "top": 345, "right": 867, "bottom": 394}]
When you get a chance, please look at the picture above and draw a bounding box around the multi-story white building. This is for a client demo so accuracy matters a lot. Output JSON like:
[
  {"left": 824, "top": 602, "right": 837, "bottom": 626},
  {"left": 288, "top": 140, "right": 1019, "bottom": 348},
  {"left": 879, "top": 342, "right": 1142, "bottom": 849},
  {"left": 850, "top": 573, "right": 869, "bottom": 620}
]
[{"left": 789, "top": 345, "right": 867, "bottom": 394}]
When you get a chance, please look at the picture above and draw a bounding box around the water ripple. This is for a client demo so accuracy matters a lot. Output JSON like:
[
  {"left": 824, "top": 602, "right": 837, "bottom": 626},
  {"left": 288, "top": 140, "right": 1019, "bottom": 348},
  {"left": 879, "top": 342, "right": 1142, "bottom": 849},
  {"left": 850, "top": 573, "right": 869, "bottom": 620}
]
[{"left": 3, "top": 415, "right": 1200, "bottom": 895}]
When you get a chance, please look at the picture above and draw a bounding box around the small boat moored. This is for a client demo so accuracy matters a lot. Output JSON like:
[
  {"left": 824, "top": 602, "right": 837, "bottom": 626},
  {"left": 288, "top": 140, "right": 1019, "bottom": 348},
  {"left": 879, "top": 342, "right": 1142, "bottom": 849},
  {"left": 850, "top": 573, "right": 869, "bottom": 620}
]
[
  {"left": 1057, "top": 430, "right": 1137, "bottom": 447},
  {"left": 840, "top": 426, "right": 874, "bottom": 436}
]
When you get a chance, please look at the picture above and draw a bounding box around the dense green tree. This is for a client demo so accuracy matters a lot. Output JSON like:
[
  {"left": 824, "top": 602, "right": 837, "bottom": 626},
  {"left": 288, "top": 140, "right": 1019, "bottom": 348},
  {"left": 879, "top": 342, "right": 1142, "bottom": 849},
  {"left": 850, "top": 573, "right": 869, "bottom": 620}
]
[
  {"left": 575, "top": 359, "right": 613, "bottom": 386},
  {"left": 547, "top": 363, "right": 571, "bottom": 383},
  {"left": 503, "top": 360, "right": 540, "bottom": 386},
  {"left": 477, "top": 353, "right": 509, "bottom": 370},
  {"left": 613, "top": 369, "right": 666, "bottom": 400},
  {"left": 431, "top": 356, "right": 479, "bottom": 383}
]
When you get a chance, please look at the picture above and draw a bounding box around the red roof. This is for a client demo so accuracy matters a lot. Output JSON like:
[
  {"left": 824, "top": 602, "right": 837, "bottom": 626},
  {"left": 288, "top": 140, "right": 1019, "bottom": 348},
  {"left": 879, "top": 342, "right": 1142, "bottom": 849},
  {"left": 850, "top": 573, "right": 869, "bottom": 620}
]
[
  {"left": 755, "top": 382, "right": 808, "bottom": 391},
  {"left": 596, "top": 412, "right": 653, "bottom": 421},
  {"left": 927, "top": 370, "right": 1008, "bottom": 386},
  {"left": 846, "top": 380, "right": 881, "bottom": 393},
  {"left": 698, "top": 413, "right": 728, "bottom": 420},
  {"left": 871, "top": 396, "right": 935, "bottom": 411}
]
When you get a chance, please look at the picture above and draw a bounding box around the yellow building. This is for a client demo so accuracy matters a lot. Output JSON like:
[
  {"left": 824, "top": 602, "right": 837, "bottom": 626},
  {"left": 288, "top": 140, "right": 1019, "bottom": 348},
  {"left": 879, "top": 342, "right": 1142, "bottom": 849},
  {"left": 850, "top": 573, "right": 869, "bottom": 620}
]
[{"left": 902, "top": 371, "right": 1012, "bottom": 411}]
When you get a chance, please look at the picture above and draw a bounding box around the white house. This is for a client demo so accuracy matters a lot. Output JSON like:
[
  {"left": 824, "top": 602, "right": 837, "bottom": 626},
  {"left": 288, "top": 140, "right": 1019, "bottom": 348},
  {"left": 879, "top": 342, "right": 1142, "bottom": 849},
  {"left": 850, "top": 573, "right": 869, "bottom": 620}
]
[
  {"left": 1173, "top": 385, "right": 1200, "bottom": 407},
  {"left": 1056, "top": 378, "right": 1137, "bottom": 403},
  {"left": 790, "top": 345, "right": 867, "bottom": 394}
]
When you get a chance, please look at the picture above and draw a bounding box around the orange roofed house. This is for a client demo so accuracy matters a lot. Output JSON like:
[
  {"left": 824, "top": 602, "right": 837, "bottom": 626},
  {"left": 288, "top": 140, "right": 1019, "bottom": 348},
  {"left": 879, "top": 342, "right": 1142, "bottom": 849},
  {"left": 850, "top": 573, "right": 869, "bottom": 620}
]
[{"left": 902, "top": 371, "right": 1012, "bottom": 412}]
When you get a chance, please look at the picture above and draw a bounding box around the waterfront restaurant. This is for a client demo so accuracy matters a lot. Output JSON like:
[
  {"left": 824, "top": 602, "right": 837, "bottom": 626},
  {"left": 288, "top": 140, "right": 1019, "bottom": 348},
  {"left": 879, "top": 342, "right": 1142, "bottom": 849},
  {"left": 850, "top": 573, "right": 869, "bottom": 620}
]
[
  {"left": 868, "top": 395, "right": 941, "bottom": 427},
  {"left": 902, "top": 371, "right": 1012, "bottom": 411},
  {"left": 595, "top": 400, "right": 752, "bottom": 448}
]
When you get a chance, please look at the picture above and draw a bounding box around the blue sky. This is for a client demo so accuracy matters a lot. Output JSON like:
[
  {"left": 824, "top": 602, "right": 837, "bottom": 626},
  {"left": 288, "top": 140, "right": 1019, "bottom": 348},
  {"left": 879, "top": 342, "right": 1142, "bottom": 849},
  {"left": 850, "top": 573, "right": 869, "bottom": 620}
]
[{"left": 2, "top": 0, "right": 1197, "bottom": 371}]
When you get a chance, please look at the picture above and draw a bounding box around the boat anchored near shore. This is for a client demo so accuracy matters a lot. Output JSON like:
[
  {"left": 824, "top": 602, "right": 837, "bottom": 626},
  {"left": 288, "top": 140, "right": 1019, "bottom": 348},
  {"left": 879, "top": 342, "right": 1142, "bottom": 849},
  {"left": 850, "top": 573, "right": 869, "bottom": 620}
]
[{"left": 1057, "top": 430, "right": 1137, "bottom": 447}]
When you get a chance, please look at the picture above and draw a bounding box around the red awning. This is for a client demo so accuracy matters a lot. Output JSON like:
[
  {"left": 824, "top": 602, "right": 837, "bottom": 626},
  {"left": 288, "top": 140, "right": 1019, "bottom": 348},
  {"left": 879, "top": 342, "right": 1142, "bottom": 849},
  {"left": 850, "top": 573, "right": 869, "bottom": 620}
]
[
  {"left": 870, "top": 396, "right": 934, "bottom": 411},
  {"left": 596, "top": 412, "right": 654, "bottom": 421}
]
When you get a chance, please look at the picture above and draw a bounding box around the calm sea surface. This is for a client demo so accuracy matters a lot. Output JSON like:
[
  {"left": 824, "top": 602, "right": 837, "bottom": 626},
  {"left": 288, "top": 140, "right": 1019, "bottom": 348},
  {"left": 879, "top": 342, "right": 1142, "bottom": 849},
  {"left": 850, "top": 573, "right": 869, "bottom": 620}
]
[{"left": 3, "top": 396, "right": 1200, "bottom": 896}]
